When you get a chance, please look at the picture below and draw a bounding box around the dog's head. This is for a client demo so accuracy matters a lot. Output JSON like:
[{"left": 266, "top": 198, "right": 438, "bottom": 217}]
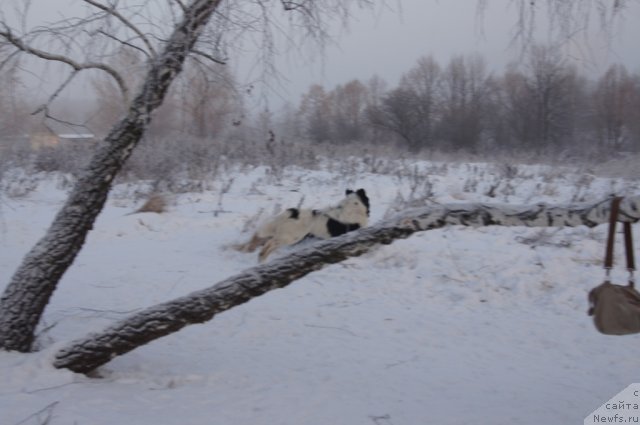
[
  {"left": 345, "top": 188, "right": 370, "bottom": 217},
  {"left": 330, "top": 188, "right": 370, "bottom": 226}
]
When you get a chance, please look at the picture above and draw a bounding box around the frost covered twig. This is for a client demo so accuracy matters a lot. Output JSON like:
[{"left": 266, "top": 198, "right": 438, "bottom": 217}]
[{"left": 52, "top": 195, "right": 640, "bottom": 373}]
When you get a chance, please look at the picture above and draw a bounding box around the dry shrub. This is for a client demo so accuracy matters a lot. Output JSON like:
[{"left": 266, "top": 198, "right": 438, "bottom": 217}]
[{"left": 134, "top": 194, "right": 167, "bottom": 214}]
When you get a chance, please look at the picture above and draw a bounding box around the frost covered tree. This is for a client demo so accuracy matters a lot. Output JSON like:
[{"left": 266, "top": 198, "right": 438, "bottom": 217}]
[
  {"left": 366, "top": 55, "right": 442, "bottom": 151},
  {"left": 0, "top": 51, "right": 28, "bottom": 138},
  {"left": 0, "top": 0, "right": 636, "bottom": 359},
  {"left": 88, "top": 47, "right": 147, "bottom": 137},
  {"left": 299, "top": 84, "right": 334, "bottom": 143},
  {"left": 367, "top": 86, "right": 424, "bottom": 151},
  {"left": 438, "top": 55, "right": 492, "bottom": 152},
  {"left": 592, "top": 64, "right": 636, "bottom": 152},
  {"left": 331, "top": 80, "right": 369, "bottom": 143},
  {"left": 177, "top": 61, "right": 241, "bottom": 138},
  {"left": 497, "top": 45, "right": 583, "bottom": 151},
  {"left": 0, "top": 0, "right": 377, "bottom": 353},
  {"left": 0, "top": 0, "right": 228, "bottom": 353}
]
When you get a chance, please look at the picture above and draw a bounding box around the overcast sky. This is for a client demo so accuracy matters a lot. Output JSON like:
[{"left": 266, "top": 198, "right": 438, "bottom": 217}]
[
  {"left": 6, "top": 0, "right": 640, "bottom": 110},
  {"left": 255, "top": 0, "right": 640, "bottom": 108}
]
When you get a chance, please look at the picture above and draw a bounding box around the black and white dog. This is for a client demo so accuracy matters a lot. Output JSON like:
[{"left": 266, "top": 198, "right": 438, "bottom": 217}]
[{"left": 237, "top": 189, "right": 370, "bottom": 262}]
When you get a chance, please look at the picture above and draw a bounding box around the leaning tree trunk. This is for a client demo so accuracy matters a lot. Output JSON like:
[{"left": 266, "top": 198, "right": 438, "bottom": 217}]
[
  {"left": 53, "top": 196, "right": 640, "bottom": 373},
  {"left": 0, "top": 0, "right": 223, "bottom": 352}
]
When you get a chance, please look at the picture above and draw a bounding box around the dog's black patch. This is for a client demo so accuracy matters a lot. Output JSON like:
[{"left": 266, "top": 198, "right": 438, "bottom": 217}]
[
  {"left": 355, "top": 189, "right": 370, "bottom": 216},
  {"left": 327, "top": 218, "right": 361, "bottom": 237},
  {"left": 312, "top": 209, "right": 321, "bottom": 216},
  {"left": 287, "top": 208, "right": 300, "bottom": 219},
  {"left": 301, "top": 233, "right": 320, "bottom": 242}
]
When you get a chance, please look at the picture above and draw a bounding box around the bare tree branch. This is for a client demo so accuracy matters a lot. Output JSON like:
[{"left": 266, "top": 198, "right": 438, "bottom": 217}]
[
  {"left": 173, "top": 0, "right": 188, "bottom": 13},
  {"left": 95, "top": 29, "right": 151, "bottom": 58},
  {"left": 191, "top": 48, "right": 226, "bottom": 65},
  {"left": 53, "top": 195, "right": 640, "bottom": 373},
  {"left": 281, "top": 1, "right": 311, "bottom": 13},
  {"left": 0, "top": 25, "right": 130, "bottom": 103},
  {"left": 31, "top": 70, "right": 79, "bottom": 116},
  {"left": 82, "top": 0, "right": 157, "bottom": 58}
]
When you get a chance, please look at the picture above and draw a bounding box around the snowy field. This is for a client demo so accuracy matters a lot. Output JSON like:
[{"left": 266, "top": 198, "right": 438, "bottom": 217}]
[{"left": 1, "top": 158, "right": 640, "bottom": 425}]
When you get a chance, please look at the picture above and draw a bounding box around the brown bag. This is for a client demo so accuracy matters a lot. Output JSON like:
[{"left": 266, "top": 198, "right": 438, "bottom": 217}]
[{"left": 588, "top": 197, "right": 640, "bottom": 335}]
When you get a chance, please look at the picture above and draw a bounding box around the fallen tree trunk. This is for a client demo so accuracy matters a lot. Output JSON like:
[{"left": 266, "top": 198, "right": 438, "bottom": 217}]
[{"left": 53, "top": 196, "right": 640, "bottom": 373}]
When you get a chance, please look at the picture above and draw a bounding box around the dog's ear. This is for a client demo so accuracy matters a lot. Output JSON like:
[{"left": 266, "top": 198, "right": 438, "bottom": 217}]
[
  {"left": 345, "top": 189, "right": 353, "bottom": 195},
  {"left": 354, "top": 189, "right": 370, "bottom": 215}
]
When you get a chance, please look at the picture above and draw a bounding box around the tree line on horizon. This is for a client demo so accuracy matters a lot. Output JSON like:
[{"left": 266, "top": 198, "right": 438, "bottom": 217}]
[
  {"left": 289, "top": 45, "right": 640, "bottom": 156},
  {"left": 2, "top": 44, "right": 640, "bottom": 158}
]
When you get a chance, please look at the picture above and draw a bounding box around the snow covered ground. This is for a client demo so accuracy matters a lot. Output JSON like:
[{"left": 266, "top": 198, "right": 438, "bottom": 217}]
[{"left": 1, "top": 159, "right": 640, "bottom": 425}]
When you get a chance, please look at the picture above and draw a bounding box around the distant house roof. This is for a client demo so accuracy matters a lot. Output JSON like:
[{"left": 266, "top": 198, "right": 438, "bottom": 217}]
[
  {"left": 27, "top": 130, "right": 96, "bottom": 150},
  {"left": 58, "top": 133, "right": 95, "bottom": 139}
]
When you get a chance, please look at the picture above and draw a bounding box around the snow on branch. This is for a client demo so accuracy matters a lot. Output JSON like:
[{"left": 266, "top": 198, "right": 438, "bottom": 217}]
[{"left": 52, "top": 195, "right": 640, "bottom": 374}]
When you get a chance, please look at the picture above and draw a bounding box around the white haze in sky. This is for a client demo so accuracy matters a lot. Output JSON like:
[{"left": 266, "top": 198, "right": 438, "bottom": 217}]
[
  {"left": 7, "top": 0, "right": 640, "bottom": 110},
  {"left": 253, "top": 0, "right": 640, "bottom": 108}
]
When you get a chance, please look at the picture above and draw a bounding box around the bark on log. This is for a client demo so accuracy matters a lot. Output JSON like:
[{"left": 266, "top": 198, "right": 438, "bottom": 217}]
[
  {"left": 0, "top": 0, "right": 223, "bottom": 352},
  {"left": 53, "top": 196, "right": 640, "bottom": 373}
]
